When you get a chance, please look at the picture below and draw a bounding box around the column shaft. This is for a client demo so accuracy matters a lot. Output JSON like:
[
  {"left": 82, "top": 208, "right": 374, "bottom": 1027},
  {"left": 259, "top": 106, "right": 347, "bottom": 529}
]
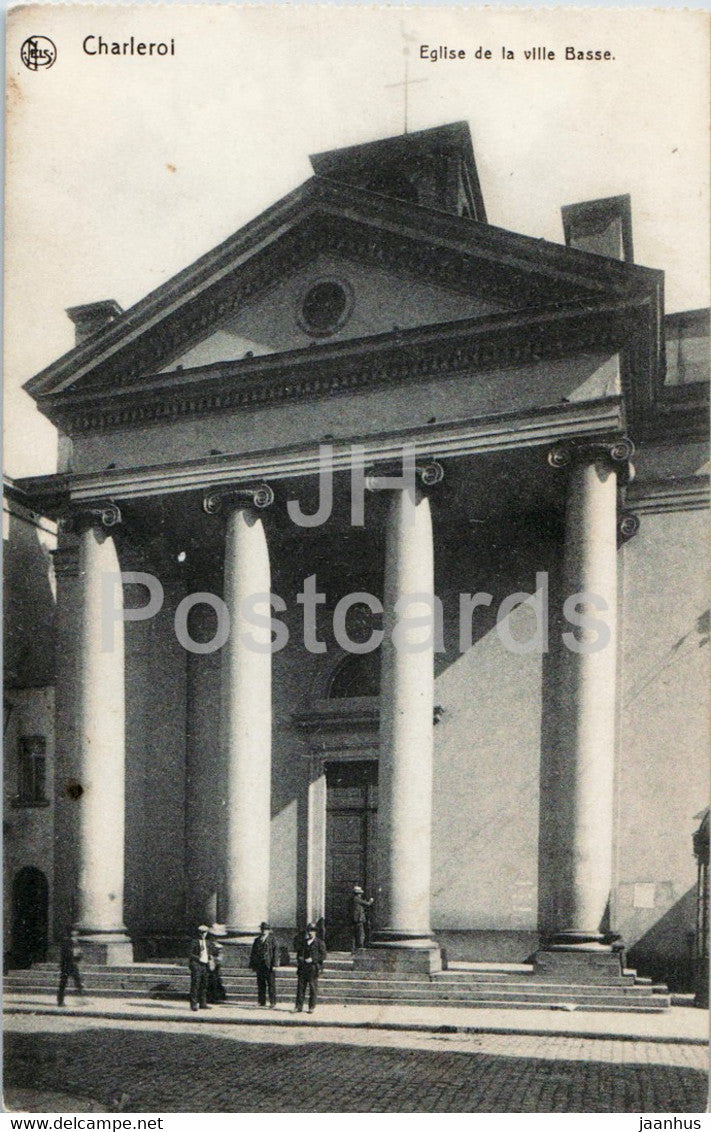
[
  {"left": 376, "top": 486, "right": 436, "bottom": 944},
  {"left": 553, "top": 456, "right": 618, "bottom": 943},
  {"left": 76, "top": 522, "right": 132, "bottom": 962},
  {"left": 222, "top": 506, "right": 272, "bottom": 939}
]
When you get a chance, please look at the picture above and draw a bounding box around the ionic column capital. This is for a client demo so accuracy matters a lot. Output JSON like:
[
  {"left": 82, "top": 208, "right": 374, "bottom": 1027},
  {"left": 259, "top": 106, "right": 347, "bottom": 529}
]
[
  {"left": 618, "top": 510, "right": 641, "bottom": 543},
  {"left": 418, "top": 460, "right": 445, "bottom": 487},
  {"left": 548, "top": 437, "right": 635, "bottom": 483},
  {"left": 59, "top": 500, "right": 122, "bottom": 533},
  {"left": 365, "top": 459, "right": 444, "bottom": 492},
  {"left": 202, "top": 483, "right": 274, "bottom": 515}
]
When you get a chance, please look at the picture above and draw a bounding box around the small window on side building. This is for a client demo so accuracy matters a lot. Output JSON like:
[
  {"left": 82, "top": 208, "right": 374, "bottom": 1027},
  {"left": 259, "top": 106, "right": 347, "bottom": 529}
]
[{"left": 17, "top": 736, "right": 48, "bottom": 806}]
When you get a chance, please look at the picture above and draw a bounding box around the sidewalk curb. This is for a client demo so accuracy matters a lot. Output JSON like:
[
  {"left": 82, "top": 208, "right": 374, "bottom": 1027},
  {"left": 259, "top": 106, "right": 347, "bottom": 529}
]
[{"left": 5, "top": 1002, "right": 707, "bottom": 1046}]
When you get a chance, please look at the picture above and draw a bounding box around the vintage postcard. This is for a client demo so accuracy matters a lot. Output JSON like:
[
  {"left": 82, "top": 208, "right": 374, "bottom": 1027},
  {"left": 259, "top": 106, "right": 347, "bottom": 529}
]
[{"left": 3, "top": 3, "right": 709, "bottom": 1119}]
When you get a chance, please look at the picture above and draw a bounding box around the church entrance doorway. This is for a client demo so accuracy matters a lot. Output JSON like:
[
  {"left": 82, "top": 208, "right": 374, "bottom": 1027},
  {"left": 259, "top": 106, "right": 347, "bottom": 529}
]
[
  {"left": 11, "top": 866, "right": 49, "bottom": 968},
  {"left": 325, "top": 761, "right": 378, "bottom": 950}
]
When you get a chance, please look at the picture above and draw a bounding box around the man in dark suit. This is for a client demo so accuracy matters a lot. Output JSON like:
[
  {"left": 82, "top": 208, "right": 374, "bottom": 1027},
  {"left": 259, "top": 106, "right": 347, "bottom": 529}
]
[
  {"left": 188, "top": 924, "right": 213, "bottom": 1012},
  {"left": 57, "top": 929, "right": 84, "bottom": 1006},
  {"left": 351, "top": 885, "right": 374, "bottom": 950},
  {"left": 249, "top": 921, "right": 278, "bottom": 1007},
  {"left": 294, "top": 923, "right": 326, "bottom": 1013}
]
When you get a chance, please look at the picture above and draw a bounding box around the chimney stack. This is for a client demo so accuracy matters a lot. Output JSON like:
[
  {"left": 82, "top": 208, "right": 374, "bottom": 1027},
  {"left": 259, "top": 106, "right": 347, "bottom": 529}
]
[
  {"left": 66, "top": 299, "right": 123, "bottom": 344},
  {"left": 561, "top": 194, "right": 633, "bottom": 262}
]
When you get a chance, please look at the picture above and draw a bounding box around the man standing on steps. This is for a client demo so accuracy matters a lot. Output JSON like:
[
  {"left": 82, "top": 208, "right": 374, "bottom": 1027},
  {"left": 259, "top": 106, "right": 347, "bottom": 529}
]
[
  {"left": 249, "top": 921, "right": 279, "bottom": 1008},
  {"left": 57, "top": 928, "right": 84, "bottom": 1007},
  {"left": 294, "top": 922, "right": 326, "bottom": 1013},
  {"left": 188, "top": 924, "right": 213, "bottom": 1012},
  {"left": 207, "top": 941, "right": 227, "bottom": 1004},
  {"left": 351, "top": 884, "right": 374, "bottom": 951}
]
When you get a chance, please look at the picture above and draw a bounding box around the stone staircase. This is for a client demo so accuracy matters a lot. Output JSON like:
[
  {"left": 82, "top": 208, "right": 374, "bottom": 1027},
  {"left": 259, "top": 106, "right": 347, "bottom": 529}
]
[{"left": 4, "top": 953, "right": 671, "bottom": 1012}]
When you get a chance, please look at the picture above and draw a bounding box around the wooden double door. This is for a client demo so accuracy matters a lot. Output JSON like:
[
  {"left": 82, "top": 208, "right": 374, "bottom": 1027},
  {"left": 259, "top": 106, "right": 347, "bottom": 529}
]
[{"left": 325, "top": 761, "right": 378, "bottom": 950}]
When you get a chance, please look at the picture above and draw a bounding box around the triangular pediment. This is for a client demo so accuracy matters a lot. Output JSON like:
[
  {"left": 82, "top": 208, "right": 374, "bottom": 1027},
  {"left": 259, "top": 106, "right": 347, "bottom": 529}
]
[
  {"left": 25, "top": 171, "right": 663, "bottom": 420},
  {"left": 156, "top": 250, "right": 505, "bottom": 373}
]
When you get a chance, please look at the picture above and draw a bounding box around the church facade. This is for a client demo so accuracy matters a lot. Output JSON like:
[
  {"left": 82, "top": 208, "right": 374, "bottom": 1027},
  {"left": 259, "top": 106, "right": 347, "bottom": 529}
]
[{"left": 12, "top": 123, "right": 709, "bottom": 983}]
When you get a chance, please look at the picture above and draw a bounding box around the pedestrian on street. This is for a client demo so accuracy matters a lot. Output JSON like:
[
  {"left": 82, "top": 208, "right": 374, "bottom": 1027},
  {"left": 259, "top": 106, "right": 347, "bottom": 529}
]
[
  {"left": 249, "top": 921, "right": 278, "bottom": 1007},
  {"left": 294, "top": 922, "right": 326, "bottom": 1013},
  {"left": 206, "top": 941, "right": 227, "bottom": 1003},
  {"left": 57, "top": 928, "right": 84, "bottom": 1006},
  {"left": 188, "top": 924, "right": 213, "bottom": 1012},
  {"left": 351, "top": 884, "right": 374, "bottom": 950}
]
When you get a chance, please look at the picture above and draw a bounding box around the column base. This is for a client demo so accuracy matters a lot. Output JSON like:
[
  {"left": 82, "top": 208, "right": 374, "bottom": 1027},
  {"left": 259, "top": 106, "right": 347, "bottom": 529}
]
[
  {"left": 694, "top": 958, "right": 709, "bottom": 1009},
  {"left": 219, "top": 933, "right": 255, "bottom": 969},
  {"left": 76, "top": 931, "right": 134, "bottom": 966},
  {"left": 533, "top": 944, "right": 626, "bottom": 984},
  {"left": 354, "top": 934, "right": 442, "bottom": 974}
]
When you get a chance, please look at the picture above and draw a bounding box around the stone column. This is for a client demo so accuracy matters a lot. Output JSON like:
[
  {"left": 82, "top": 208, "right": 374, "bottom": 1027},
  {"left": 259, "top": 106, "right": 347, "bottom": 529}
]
[
  {"left": 74, "top": 504, "right": 133, "bottom": 964},
  {"left": 50, "top": 544, "right": 81, "bottom": 946},
  {"left": 306, "top": 761, "right": 327, "bottom": 927},
  {"left": 536, "top": 439, "right": 633, "bottom": 981},
  {"left": 204, "top": 484, "right": 274, "bottom": 965},
  {"left": 357, "top": 463, "right": 443, "bottom": 974}
]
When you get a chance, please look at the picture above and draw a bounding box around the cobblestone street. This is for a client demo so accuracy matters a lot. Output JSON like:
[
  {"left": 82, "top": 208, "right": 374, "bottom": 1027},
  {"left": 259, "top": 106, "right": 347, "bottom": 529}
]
[{"left": 4, "top": 1014, "right": 708, "bottom": 1113}]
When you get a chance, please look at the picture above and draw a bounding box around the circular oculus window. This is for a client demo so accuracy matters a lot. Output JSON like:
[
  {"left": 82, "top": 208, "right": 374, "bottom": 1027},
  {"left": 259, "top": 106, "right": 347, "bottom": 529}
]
[{"left": 298, "top": 279, "right": 353, "bottom": 337}]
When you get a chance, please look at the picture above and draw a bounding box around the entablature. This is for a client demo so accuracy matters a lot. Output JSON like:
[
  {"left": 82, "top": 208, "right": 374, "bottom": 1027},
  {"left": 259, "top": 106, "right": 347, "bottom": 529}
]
[{"left": 17, "top": 395, "right": 626, "bottom": 514}]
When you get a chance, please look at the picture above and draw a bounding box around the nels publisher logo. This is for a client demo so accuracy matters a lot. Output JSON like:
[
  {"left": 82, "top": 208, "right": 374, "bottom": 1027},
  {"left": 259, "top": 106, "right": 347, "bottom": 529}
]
[{"left": 20, "top": 36, "right": 57, "bottom": 71}]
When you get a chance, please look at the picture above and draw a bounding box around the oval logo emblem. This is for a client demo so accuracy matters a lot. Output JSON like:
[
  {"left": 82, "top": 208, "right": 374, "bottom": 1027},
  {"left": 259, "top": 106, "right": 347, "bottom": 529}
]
[{"left": 20, "top": 36, "right": 57, "bottom": 71}]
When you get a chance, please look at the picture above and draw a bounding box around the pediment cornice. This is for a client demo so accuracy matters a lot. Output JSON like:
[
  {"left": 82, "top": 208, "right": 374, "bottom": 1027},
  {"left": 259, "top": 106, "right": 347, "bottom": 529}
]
[{"left": 26, "top": 175, "right": 663, "bottom": 411}]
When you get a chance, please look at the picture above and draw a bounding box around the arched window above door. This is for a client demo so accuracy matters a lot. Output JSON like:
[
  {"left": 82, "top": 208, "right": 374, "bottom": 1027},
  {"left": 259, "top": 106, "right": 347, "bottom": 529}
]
[{"left": 327, "top": 652, "right": 381, "bottom": 699}]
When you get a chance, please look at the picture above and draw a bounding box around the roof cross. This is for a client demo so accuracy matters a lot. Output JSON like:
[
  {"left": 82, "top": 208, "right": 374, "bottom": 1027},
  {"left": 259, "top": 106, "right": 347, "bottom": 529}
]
[{"left": 385, "top": 54, "right": 427, "bottom": 135}]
